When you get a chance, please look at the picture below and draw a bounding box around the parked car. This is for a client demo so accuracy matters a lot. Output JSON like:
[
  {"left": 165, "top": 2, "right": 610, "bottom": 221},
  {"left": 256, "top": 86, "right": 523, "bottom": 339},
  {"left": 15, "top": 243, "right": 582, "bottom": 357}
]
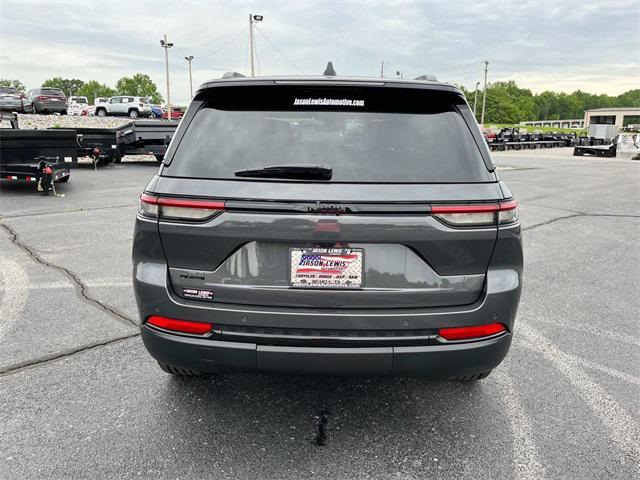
[
  {"left": 68, "top": 96, "right": 89, "bottom": 116},
  {"left": 80, "top": 105, "right": 95, "bottom": 116},
  {"left": 95, "top": 96, "right": 152, "bottom": 118},
  {"left": 25, "top": 88, "right": 68, "bottom": 114},
  {"left": 150, "top": 105, "right": 163, "bottom": 118},
  {"left": 134, "top": 74, "right": 522, "bottom": 379},
  {"left": 162, "top": 107, "right": 184, "bottom": 120},
  {"left": 0, "top": 86, "right": 24, "bottom": 112}
]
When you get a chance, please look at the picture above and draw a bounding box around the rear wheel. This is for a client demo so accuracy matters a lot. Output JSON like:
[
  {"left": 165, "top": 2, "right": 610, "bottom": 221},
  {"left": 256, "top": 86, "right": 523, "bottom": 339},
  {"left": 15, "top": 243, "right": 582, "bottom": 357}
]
[
  {"left": 60, "top": 110, "right": 67, "bottom": 115},
  {"left": 128, "top": 109, "right": 139, "bottom": 119},
  {"left": 96, "top": 108, "right": 106, "bottom": 117},
  {"left": 158, "top": 362, "right": 202, "bottom": 376},
  {"left": 31, "top": 103, "right": 38, "bottom": 114},
  {"left": 452, "top": 370, "right": 492, "bottom": 382}
]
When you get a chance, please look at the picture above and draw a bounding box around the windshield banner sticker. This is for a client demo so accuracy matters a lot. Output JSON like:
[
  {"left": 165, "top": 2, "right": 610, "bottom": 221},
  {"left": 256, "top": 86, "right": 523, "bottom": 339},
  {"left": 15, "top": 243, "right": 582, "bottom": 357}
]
[{"left": 293, "top": 98, "right": 365, "bottom": 107}]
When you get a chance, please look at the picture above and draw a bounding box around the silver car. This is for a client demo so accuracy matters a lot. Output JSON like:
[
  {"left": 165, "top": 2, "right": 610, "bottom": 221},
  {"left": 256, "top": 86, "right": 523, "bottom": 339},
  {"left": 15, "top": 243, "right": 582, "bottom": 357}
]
[
  {"left": 0, "top": 86, "right": 24, "bottom": 112},
  {"left": 95, "top": 96, "right": 152, "bottom": 119}
]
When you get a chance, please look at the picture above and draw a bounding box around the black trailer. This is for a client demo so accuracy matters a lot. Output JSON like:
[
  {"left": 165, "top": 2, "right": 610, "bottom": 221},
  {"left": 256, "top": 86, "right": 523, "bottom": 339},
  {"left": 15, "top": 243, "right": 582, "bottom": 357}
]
[
  {"left": 69, "top": 120, "right": 178, "bottom": 165},
  {"left": 573, "top": 144, "right": 616, "bottom": 157},
  {"left": 1, "top": 115, "right": 75, "bottom": 187},
  {"left": 119, "top": 120, "right": 179, "bottom": 162}
]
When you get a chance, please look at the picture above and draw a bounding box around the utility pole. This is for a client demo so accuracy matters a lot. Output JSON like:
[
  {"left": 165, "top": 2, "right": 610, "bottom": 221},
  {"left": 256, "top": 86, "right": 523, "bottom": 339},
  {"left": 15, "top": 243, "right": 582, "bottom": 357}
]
[
  {"left": 480, "top": 60, "right": 489, "bottom": 126},
  {"left": 380, "top": 60, "right": 385, "bottom": 78},
  {"left": 185, "top": 55, "right": 194, "bottom": 99},
  {"left": 473, "top": 81, "right": 480, "bottom": 118},
  {"left": 249, "top": 14, "right": 263, "bottom": 77},
  {"left": 160, "top": 34, "right": 174, "bottom": 118}
]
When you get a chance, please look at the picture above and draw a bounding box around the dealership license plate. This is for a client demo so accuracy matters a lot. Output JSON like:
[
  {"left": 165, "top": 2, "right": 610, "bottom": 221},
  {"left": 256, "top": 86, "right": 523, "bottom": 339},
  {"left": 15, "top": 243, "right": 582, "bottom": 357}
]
[{"left": 290, "top": 248, "right": 363, "bottom": 289}]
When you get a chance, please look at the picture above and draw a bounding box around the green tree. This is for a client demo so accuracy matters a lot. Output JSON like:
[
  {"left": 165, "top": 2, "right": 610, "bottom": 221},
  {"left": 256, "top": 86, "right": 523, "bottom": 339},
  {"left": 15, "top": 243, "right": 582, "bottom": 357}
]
[
  {"left": 480, "top": 81, "right": 536, "bottom": 124},
  {"left": 76, "top": 80, "right": 116, "bottom": 103},
  {"left": 0, "top": 78, "right": 26, "bottom": 92},
  {"left": 42, "top": 77, "right": 86, "bottom": 96},
  {"left": 115, "top": 74, "right": 163, "bottom": 103}
]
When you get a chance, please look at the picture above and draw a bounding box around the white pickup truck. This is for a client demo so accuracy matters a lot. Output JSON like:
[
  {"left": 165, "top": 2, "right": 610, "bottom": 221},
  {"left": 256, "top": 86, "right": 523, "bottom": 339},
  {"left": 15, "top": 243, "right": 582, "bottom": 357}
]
[{"left": 68, "top": 96, "right": 89, "bottom": 116}]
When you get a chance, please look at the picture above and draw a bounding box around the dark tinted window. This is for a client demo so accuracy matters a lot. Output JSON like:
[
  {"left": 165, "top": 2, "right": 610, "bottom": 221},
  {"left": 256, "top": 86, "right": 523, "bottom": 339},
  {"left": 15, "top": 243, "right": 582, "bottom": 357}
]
[
  {"left": 0, "top": 87, "right": 18, "bottom": 94},
  {"left": 165, "top": 86, "right": 491, "bottom": 183},
  {"left": 42, "top": 88, "right": 65, "bottom": 96}
]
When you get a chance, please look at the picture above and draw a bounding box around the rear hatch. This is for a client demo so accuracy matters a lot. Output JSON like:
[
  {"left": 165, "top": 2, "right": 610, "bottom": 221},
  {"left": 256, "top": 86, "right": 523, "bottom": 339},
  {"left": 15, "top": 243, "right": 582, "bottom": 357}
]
[{"left": 151, "top": 82, "right": 503, "bottom": 309}]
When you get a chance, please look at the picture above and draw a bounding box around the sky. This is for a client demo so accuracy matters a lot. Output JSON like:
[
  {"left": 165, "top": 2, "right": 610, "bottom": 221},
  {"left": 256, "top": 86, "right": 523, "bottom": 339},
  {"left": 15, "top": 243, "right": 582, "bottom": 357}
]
[{"left": 0, "top": 0, "right": 638, "bottom": 104}]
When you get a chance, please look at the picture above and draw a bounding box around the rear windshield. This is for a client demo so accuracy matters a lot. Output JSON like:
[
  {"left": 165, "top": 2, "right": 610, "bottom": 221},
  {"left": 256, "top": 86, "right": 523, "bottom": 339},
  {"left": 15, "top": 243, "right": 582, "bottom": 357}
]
[
  {"left": 42, "top": 88, "right": 64, "bottom": 96},
  {"left": 0, "top": 87, "right": 18, "bottom": 94},
  {"left": 165, "top": 86, "right": 492, "bottom": 183}
]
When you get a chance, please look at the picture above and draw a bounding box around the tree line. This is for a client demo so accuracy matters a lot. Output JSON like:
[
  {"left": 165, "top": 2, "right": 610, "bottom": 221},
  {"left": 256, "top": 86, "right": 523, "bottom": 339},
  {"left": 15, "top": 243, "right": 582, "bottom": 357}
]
[
  {"left": 1, "top": 75, "right": 638, "bottom": 122},
  {"left": 461, "top": 81, "right": 640, "bottom": 124},
  {"left": 0, "top": 74, "right": 164, "bottom": 104}
]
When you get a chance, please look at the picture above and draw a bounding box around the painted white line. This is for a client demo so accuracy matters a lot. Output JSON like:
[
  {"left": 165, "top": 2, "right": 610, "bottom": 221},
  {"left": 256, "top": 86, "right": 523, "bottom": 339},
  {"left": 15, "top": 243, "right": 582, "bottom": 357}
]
[
  {"left": 575, "top": 356, "right": 640, "bottom": 387},
  {"left": 0, "top": 256, "right": 29, "bottom": 342},
  {"left": 519, "top": 323, "right": 640, "bottom": 473},
  {"left": 494, "top": 368, "right": 546, "bottom": 480},
  {"left": 533, "top": 317, "right": 640, "bottom": 348}
]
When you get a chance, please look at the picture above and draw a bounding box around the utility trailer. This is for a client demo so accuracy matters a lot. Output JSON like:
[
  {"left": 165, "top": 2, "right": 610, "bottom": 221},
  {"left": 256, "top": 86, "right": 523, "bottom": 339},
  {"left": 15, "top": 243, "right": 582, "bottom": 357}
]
[
  {"left": 573, "top": 144, "right": 616, "bottom": 157},
  {"left": 119, "top": 120, "right": 179, "bottom": 162},
  {"left": 66, "top": 120, "right": 178, "bottom": 165},
  {"left": 0, "top": 114, "right": 74, "bottom": 188}
]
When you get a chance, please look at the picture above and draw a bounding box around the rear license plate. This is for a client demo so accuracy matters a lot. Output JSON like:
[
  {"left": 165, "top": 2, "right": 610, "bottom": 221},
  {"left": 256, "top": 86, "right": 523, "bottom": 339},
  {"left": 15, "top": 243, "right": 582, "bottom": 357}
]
[{"left": 289, "top": 248, "right": 363, "bottom": 289}]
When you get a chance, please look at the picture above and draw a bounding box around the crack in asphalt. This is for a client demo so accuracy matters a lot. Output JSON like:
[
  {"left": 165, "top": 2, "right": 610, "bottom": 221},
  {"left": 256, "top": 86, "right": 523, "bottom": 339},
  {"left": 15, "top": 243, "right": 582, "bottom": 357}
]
[
  {"left": 0, "top": 203, "right": 137, "bottom": 219},
  {"left": 0, "top": 333, "right": 140, "bottom": 376},
  {"left": 523, "top": 212, "right": 640, "bottom": 232},
  {"left": 0, "top": 222, "right": 138, "bottom": 329}
]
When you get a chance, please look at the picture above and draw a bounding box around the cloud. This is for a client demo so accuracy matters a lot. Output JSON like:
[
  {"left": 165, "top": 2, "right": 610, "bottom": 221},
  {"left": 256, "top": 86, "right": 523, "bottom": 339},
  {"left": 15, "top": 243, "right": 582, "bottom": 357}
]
[{"left": 0, "top": 0, "right": 637, "bottom": 103}]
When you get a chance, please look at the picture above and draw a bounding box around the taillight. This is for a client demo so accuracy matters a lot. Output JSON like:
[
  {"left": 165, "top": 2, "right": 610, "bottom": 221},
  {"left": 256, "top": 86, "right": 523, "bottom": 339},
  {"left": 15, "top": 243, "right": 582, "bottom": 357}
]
[
  {"left": 139, "top": 193, "right": 225, "bottom": 221},
  {"left": 36, "top": 95, "right": 47, "bottom": 101},
  {"left": 438, "top": 323, "right": 507, "bottom": 341},
  {"left": 146, "top": 315, "right": 213, "bottom": 335},
  {"left": 431, "top": 200, "right": 518, "bottom": 226},
  {"left": 139, "top": 103, "right": 144, "bottom": 107}
]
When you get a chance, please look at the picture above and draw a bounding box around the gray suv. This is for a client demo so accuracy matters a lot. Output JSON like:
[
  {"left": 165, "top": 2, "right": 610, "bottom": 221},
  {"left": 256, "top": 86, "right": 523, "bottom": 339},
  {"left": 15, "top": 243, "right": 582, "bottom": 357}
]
[
  {"left": 133, "top": 75, "right": 523, "bottom": 380},
  {"left": 26, "top": 87, "right": 68, "bottom": 114}
]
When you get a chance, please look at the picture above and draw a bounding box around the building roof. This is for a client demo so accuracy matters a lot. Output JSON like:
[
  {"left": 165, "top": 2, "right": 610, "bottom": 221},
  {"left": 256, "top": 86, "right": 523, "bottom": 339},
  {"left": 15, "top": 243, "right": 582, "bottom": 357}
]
[{"left": 585, "top": 107, "right": 640, "bottom": 113}]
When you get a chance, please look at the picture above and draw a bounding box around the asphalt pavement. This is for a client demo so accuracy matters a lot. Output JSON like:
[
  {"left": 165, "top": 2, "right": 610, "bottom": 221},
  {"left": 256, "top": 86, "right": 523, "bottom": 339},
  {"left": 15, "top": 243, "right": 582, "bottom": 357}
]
[{"left": 0, "top": 150, "right": 638, "bottom": 479}]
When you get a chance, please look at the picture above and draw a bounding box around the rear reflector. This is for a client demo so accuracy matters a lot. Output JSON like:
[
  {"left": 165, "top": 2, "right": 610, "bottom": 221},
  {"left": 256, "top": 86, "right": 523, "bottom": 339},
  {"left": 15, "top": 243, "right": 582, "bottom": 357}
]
[
  {"left": 139, "top": 194, "right": 225, "bottom": 221},
  {"left": 438, "top": 323, "right": 507, "bottom": 341},
  {"left": 431, "top": 200, "right": 518, "bottom": 226},
  {"left": 147, "top": 315, "right": 213, "bottom": 335}
]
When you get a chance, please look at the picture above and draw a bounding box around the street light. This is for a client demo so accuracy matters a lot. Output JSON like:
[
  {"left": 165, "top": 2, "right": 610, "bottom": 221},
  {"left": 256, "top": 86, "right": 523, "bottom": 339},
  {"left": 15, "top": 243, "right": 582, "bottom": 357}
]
[
  {"left": 185, "top": 55, "right": 194, "bottom": 99},
  {"left": 249, "top": 13, "right": 263, "bottom": 76},
  {"left": 160, "top": 35, "right": 174, "bottom": 118}
]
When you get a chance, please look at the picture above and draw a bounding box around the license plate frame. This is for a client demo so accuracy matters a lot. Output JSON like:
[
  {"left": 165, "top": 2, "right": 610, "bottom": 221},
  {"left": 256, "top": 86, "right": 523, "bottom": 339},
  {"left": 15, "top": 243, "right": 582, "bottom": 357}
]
[{"left": 289, "top": 247, "right": 364, "bottom": 289}]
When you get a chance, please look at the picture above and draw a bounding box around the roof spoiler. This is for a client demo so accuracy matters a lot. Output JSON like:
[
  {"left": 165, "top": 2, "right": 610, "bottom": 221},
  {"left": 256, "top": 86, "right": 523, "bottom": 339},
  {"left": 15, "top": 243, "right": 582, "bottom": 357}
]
[
  {"left": 414, "top": 74, "right": 438, "bottom": 81},
  {"left": 222, "top": 72, "right": 245, "bottom": 79}
]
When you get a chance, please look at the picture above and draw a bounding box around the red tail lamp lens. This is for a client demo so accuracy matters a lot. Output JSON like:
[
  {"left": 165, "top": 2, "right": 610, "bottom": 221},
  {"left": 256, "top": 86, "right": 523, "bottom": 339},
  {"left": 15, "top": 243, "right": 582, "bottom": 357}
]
[
  {"left": 439, "top": 323, "right": 507, "bottom": 341},
  {"left": 147, "top": 316, "right": 213, "bottom": 335}
]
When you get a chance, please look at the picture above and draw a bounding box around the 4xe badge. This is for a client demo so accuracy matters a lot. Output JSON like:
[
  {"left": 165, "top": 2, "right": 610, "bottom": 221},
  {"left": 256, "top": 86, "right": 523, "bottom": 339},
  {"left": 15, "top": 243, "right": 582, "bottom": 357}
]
[{"left": 182, "top": 288, "right": 214, "bottom": 301}]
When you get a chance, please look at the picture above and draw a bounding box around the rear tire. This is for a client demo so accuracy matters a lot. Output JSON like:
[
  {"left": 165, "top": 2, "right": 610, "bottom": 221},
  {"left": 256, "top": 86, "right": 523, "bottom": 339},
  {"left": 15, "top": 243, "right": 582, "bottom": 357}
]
[
  {"left": 60, "top": 110, "right": 67, "bottom": 115},
  {"left": 96, "top": 108, "right": 106, "bottom": 117},
  {"left": 452, "top": 370, "right": 492, "bottom": 382},
  {"left": 158, "top": 362, "right": 202, "bottom": 376},
  {"left": 129, "top": 109, "right": 139, "bottom": 119},
  {"left": 31, "top": 103, "right": 38, "bottom": 114}
]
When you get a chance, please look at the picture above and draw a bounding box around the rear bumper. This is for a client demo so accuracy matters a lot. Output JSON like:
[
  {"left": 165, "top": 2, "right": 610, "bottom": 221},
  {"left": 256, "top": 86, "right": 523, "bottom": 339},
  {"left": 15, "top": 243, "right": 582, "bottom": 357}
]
[
  {"left": 36, "top": 102, "right": 67, "bottom": 112},
  {"left": 141, "top": 324, "right": 512, "bottom": 377}
]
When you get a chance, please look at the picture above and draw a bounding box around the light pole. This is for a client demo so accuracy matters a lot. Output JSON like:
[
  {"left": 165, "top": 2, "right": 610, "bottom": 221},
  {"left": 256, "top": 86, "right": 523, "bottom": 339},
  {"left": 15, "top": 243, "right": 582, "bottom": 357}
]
[
  {"left": 249, "top": 14, "right": 263, "bottom": 77},
  {"left": 185, "top": 55, "right": 194, "bottom": 99},
  {"left": 473, "top": 81, "right": 480, "bottom": 118},
  {"left": 380, "top": 60, "right": 385, "bottom": 78},
  {"left": 480, "top": 61, "right": 489, "bottom": 126},
  {"left": 160, "top": 35, "right": 174, "bottom": 118}
]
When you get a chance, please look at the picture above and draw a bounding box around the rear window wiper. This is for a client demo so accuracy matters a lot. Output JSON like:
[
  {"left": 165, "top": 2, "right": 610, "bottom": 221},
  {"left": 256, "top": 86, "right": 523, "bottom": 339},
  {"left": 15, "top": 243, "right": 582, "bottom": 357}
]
[{"left": 234, "top": 164, "right": 333, "bottom": 180}]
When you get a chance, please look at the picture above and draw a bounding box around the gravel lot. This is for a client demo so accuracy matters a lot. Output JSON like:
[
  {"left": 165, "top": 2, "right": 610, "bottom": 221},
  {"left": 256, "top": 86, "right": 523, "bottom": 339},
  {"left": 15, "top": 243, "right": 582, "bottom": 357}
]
[
  {"left": 13, "top": 113, "right": 138, "bottom": 130},
  {"left": 0, "top": 150, "right": 638, "bottom": 479}
]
